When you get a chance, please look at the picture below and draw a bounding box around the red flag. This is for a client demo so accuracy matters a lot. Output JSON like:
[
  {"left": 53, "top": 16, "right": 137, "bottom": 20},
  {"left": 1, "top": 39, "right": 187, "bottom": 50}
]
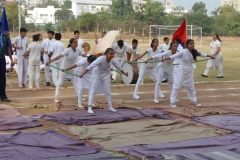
[{"left": 172, "top": 18, "right": 187, "bottom": 46}]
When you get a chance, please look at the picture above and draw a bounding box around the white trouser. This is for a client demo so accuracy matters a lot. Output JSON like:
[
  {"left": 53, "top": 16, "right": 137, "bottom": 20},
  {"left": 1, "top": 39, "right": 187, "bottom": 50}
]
[
  {"left": 55, "top": 71, "right": 73, "bottom": 98},
  {"left": 28, "top": 65, "right": 40, "bottom": 88},
  {"left": 134, "top": 66, "right": 159, "bottom": 95},
  {"left": 154, "top": 66, "right": 173, "bottom": 100},
  {"left": 73, "top": 75, "right": 79, "bottom": 95},
  {"left": 17, "top": 55, "right": 28, "bottom": 85},
  {"left": 88, "top": 79, "right": 112, "bottom": 107},
  {"left": 112, "top": 59, "right": 125, "bottom": 80},
  {"left": 43, "top": 54, "right": 51, "bottom": 82},
  {"left": 170, "top": 83, "right": 197, "bottom": 104},
  {"left": 204, "top": 66, "right": 223, "bottom": 76},
  {"left": 51, "top": 62, "right": 61, "bottom": 87}
]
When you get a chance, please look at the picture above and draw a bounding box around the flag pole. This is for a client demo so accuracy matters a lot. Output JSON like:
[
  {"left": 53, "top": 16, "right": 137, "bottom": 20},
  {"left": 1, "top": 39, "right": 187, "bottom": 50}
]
[
  {"left": 18, "top": 0, "right": 21, "bottom": 34},
  {"left": 185, "top": 16, "right": 187, "bottom": 43}
]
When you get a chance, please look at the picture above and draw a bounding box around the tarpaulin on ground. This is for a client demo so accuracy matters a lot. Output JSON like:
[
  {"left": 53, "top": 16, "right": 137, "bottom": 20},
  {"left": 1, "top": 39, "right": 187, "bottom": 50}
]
[
  {"left": 41, "top": 107, "right": 174, "bottom": 125},
  {"left": 0, "top": 130, "right": 99, "bottom": 160},
  {"left": 0, "top": 104, "right": 20, "bottom": 118},
  {"left": 44, "top": 151, "right": 128, "bottom": 160},
  {"left": 114, "top": 134, "right": 240, "bottom": 160},
  {"left": 61, "top": 119, "right": 229, "bottom": 149},
  {"left": 150, "top": 102, "right": 240, "bottom": 117},
  {"left": 192, "top": 114, "right": 240, "bottom": 132},
  {"left": 0, "top": 116, "right": 41, "bottom": 131}
]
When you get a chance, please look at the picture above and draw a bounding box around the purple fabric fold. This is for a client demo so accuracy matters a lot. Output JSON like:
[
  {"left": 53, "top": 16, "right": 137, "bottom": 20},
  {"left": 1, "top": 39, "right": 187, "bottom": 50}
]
[
  {"left": 40, "top": 107, "right": 174, "bottom": 125},
  {"left": 0, "top": 116, "right": 42, "bottom": 131},
  {"left": 192, "top": 114, "right": 240, "bottom": 132},
  {"left": 114, "top": 134, "right": 240, "bottom": 160},
  {"left": 0, "top": 130, "right": 99, "bottom": 160}
]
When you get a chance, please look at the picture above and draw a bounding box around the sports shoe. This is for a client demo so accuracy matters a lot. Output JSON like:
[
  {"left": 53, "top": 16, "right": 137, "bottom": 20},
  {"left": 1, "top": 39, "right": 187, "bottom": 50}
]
[
  {"left": 88, "top": 106, "right": 94, "bottom": 114},
  {"left": 78, "top": 103, "right": 84, "bottom": 108},
  {"left": 159, "top": 93, "right": 165, "bottom": 98},
  {"left": 161, "top": 79, "right": 168, "bottom": 83},
  {"left": 54, "top": 97, "right": 61, "bottom": 103},
  {"left": 92, "top": 103, "right": 96, "bottom": 107},
  {"left": 1, "top": 98, "right": 10, "bottom": 102},
  {"left": 176, "top": 99, "right": 180, "bottom": 102},
  {"left": 46, "top": 82, "right": 51, "bottom": 86},
  {"left": 193, "top": 101, "right": 202, "bottom": 107},
  {"left": 170, "top": 103, "right": 177, "bottom": 108},
  {"left": 19, "top": 84, "right": 23, "bottom": 88},
  {"left": 109, "top": 106, "right": 117, "bottom": 112},
  {"left": 133, "top": 94, "right": 140, "bottom": 100},
  {"left": 201, "top": 74, "right": 208, "bottom": 77},
  {"left": 154, "top": 99, "right": 159, "bottom": 104}
]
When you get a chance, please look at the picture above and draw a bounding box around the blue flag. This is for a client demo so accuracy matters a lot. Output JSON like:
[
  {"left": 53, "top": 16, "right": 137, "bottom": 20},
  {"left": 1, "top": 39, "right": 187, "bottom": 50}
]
[{"left": 1, "top": 7, "right": 13, "bottom": 55}]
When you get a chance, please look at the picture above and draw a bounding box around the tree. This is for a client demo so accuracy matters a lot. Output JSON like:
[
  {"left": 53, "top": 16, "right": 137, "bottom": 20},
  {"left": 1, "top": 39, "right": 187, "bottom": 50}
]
[
  {"left": 44, "top": 22, "right": 54, "bottom": 31},
  {"left": 78, "top": 13, "right": 98, "bottom": 32},
  {"left": 62, "top": 0, "right": 71, "bottom": 9},
  {"left": 191, "top": 2, "right": 207, "bottom": 14},
  {"left": 36, "top": 0, "right": 60, "bottom": 8},
  {"left": 54, "top": 8, "right": 74, "bottom": 24},
  {"left": 111, "top": 0, "right": 134, "bottom": 20},
  {"left": 6, "top": 2, "right": 19, "bottom": 32},
  {"left": 227, "top": 12, "right": 240, "bottom": 36},
  {"left": 211, "top": 7, "right": 220, "bottom": 16}
]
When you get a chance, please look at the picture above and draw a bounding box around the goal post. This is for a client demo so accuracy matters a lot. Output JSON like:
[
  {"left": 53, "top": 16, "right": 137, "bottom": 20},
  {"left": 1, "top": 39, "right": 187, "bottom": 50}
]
[{"left": 149, "top": 25, "right": 202, "bottom": 48}]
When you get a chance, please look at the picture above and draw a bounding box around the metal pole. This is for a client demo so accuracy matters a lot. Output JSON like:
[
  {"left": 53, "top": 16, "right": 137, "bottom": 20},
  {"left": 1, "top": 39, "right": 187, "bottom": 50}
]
[
  {"left": 191, "top": 25, "right": 192, "bottom": 39},
  {"left": 149, "top": 25, "right": 151, "bottom": 45},
  {"left": 200, "top": 27, "right": 202, "bottom": 49},
  {"left": 18, "top": 0, "right": 21, "bottom": 34}
]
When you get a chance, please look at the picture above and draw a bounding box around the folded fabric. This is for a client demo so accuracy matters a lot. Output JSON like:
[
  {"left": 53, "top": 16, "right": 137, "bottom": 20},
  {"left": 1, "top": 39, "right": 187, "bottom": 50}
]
[{"left": 0, "top": 104, "right": 20, "bottom": 118}]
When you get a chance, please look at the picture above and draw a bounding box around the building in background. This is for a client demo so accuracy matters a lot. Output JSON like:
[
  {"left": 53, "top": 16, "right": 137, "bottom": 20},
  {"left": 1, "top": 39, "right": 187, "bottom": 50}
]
[
  {"left": 221, "top": 0, "right": 240, "bottom": 11},
  {"left": 163, "top": 0, "right": 174, "bottom": 9},
  {"left": 24, "top": 0, "right": 66, "bottom": 8}
]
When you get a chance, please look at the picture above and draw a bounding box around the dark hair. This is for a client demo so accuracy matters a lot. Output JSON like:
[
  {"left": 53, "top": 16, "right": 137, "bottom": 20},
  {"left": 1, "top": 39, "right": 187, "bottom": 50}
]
[
  {"left": 132, "top": 39, "right": 138, "bottom": 44},
  {"left": 0, "top": 22, "right": 2, "bottom": 27},
  {"left": 87, "top": 55, "right": 97, "bottom": 63},
  {"left": 117, "top": 40, "right": 124, "bottom": 48},
  {"left": 104, "top": 48, "right": 114, "bottom": 55},
  {"left": 150, "top": 38, "right": 158, "bottom": 47},
  {"left": 175, "top": 38, "right": 181, "bottom": 44},
  {"left": 55, "top": 33, "right": 61, "bottom": 40},
  {"left": 32, "top": 34, "right": 39, "bottom": 41},
  {"left": 20, "top": 27, "right": 27, "bottom": 33},
  {"left": 164, "top": 37, "right": 169, "bottom": 42},
  {"left": 68, "top": 38, "right": 76, "bottom": 48},
  {"left": 186, "top": 39, "right": 200, "bottom": 61},
  {"left": 102, "top": 31, "right": 106, "bottom": 34},
  {"left": 74, "top": 30, "right": 80, "bottom": 35},
  {"left": 214, "top": 34, "right": 222, "bottom": 42},
  {"left": 47, "top": 30, "right": 54, "bottom": 35},
  {"left": 168, "top": 42, "right": 178, "bottom": 50}
]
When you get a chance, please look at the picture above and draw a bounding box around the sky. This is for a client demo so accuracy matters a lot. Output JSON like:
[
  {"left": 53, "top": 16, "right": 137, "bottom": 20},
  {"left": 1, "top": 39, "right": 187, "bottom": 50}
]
[{"left": 172, "top": 0, "right": 220, "bottom": 14}]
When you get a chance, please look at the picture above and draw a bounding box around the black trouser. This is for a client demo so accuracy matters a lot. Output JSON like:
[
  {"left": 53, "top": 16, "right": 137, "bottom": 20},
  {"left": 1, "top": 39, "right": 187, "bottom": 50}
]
[{"left": 0, "top": 57, "right": 7, "bottom": 99}]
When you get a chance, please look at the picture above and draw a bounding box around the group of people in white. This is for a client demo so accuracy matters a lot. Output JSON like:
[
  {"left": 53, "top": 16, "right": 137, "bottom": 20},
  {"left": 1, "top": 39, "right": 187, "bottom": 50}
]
[{"left": 8, "top": 28, "right": 223, "bottom": 113}]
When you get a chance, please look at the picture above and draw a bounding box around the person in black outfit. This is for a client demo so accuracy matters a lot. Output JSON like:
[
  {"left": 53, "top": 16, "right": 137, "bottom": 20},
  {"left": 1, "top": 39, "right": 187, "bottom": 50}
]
[{"left": 0, "top": 22, "right": 14, "bottom": 102}]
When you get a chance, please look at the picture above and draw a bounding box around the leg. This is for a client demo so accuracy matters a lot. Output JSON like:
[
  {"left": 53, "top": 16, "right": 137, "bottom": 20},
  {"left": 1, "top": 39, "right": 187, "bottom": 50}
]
[
  {"left": 103, "top": 78, "right": 116, "bottom": 112},
  {"left": 170, "top": 83, "right": 181, "bottom": 106},
  {"left": 22, "top": 58, "right": 28, "bottom": 85},
  {"left": 43, "top": 54, "right": 51, "bottom": 84},
  {"left": 51, "top": 62, "right": 58, "bottom": 87},
  {"left": 217, "top": 64, "right": 223, "bottom": 77},
  {"left": 35, "top": 65, "right": 40, "bottom": 88},
  {"left": 203, "top": 67, "right": 211, "bottom": 76},
  {"left": 88, "top": 79, "right": 98, "bottom": 113},
  {"left": 17, "top": 55, "right": 23, "bottom": 86},
  {"left": 0, "top": 58, "right": 7, "bottom": 99},
  {"left": 28, "top": 65, "right": 34, "bottom": 88},
  {"left": 133, "top": 68, "right": 145, "bottom": 99},
  {"left": 54, "top": 71, "right": 66, "bottom": 102},
  {"left": 154, "top": 66, "right": 164, "bottom": 102},
  {"left": 184, "top": 84, "right": 197, "bottom": 103},
  {"left": 167, "top": 72, "right": 174, "bottom": 92},
  {"left": 77, "top": 87, "right": 84, "bottom": 108}
]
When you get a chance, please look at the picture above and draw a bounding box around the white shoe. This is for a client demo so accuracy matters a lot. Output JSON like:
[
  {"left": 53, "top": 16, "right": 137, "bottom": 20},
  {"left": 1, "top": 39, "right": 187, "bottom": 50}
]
[
  {"left": 82, "top": 97, "right": 87, "bottom": 101},
  {"left": 109, "top": 107, "right": 117, "bottom": 112},
  {"left": 88, "top": 107, "right": 94, "bottom": 114},
  {"left": 159, "top": 94, "right": 165, "bottom": 98},
  {"left": 170, "top": 103, "right": 177, "bottom": 108},
  {"left": 176, "top": 99, "right": 180, "bottom": 102},
  {"left": 133, "top": 94, "right": 140, "bottom": 100},
  {"left": 78, "top": 103, "right": 84, "bottom": 108},
  {"left": 92, "top": 103, "right": 96, "bottom": 107},
  {"left": 154, "top": 99, "right": 159, "bottom": 103},
  {"left": 19, "top": 84, "right": 23, "bottom": 88},
  {"left": 193, "top": 101, "right": 202, "bottom": 107},
  {"left": 54, "top": 97, "right": 61, "bottom": 103},
  {"left": 140, "top": 81, "right": 144, "bottom": 85}
]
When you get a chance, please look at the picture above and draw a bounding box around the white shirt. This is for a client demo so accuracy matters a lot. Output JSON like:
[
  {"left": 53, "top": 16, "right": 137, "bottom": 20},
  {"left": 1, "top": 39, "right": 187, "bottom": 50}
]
[
  {"left": 210, "top": 40, "right": 222, "bottom": 55},
  {"left": 49, "top": 41, "right": 65, "bottom": 63},
  {"left": 77, "top": 38, "right": 84, "bottom": 52},
  {"left": 128, "top": 45, "right": 141, "bottom": 60},
  {"left": 42, "top": 38, "right": 55, "bottom": 54},
  {"left": 144, "top": 48, "right": 161, "bottom": 68},
  {"left": 60, "top": 48, "right": 83, "bottom": 69},
  {"left": 112, "top": 42, "right": 129, "bottom": 60},
  {"left": 12, "top": 36, "right": 28, "bottom": 55},
  {"left": 158, "top": 43, "right": 169, "bottom": 52},
  {"left": 27, "top": 41, "right": 42, "bottom": 65},
  {"left": 5, "top": 56, "right": 11, "bottom": 69},
  {"left": 177, "top": 44, "right": 184, "bottom": 52},
  {"left": 87, "top": 55, "right": 122, "bottom": 80},
  {"left": 76, "top": 57, "right": 90, "bottom": 73}
]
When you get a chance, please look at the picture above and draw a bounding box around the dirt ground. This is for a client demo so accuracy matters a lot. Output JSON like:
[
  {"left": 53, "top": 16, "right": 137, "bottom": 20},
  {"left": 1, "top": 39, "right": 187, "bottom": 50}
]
[{"left": 1, "top": 81, "right": 239, "bottom": 135}]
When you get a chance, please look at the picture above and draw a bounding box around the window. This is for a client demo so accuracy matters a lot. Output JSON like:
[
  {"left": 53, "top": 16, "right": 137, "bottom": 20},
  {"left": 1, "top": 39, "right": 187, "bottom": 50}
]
[{"left": 79, "top": 6, "right": 84, "bottom": 11}]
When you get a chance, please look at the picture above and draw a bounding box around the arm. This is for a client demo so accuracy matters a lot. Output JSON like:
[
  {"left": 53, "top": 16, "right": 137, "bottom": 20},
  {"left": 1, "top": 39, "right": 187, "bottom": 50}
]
[
  {"left": 126, "top": 52, "right": 131, "bottom": 63},
  {"left": 79, "top": 69, "right": 89, "bottom": 78},
  {"left": 46, "top": 54, "right": 63, "bottom": 66},
  {"left": 112, "top": 58, "right": 128, "bottom": 77},
  {"left": 23, "top": 51, "right": 30, "bottom": 57},
  {"left": 12, "top": 38, "right": 22, "bottom": 50},
  {"left": 79, "top": 58, "right": 100, "bottom": 78},
  {"left": 64, "top": 64, "right": 77, "bottom": 71},
  {"left": 213, "top": 47, "right": 221, "bottom": 56},
  {"left": 162, "top": 50, "right": 183, "bottom": 62},
  {"left": 131, "top": 50, "right": 147, "bottom": 62},
  {"left": 145, "top": 51, "right": 167, "bottom": 63}
]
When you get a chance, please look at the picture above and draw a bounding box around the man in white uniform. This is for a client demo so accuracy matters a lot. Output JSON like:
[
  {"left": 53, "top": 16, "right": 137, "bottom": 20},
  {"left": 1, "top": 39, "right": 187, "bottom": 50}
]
[
  {"left": 95, "top": 31, "right": 106, "bottom": 45},
  {"left": 112, "top": 40, "right": 129, "bottom": 82},
  {"left": 42, "top": 31, "right": 55, "bottom": 86},
  {"left": 74, "top": 30, "right": 84, "bottom": 52},
  {"left": 12, "top": 28, "right": 28, "bottom": 88},
  {"left": 158, "top": 37, "right": 169, "bottom": 83},
  {"left": 49, "top": 33, "right": 65, "bottom": 87}
]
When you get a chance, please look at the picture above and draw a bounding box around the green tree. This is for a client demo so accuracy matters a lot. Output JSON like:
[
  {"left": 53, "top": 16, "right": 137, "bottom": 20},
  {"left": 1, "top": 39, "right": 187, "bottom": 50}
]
[
  {"left": 227, "top": 12, "right": 240, "bottom": 36},
  {"left": 54, "top": 8, "right": 74, "bottom": 24},
  {"left": 44, "top": 22, "right": 54, "bottom": 31},
  {"left": 36, "top": 0, "right": 60, "bottom": 8},
  {"left": 62, "top": 0, "right": 71, "bottom": 9},
  {"left": 24, "top": 23, "right": 36, "bottom": 32},
  {"left": 191, "top": 2, "right": 207, "bottom": 14},
  {"left": 211, "top": 7, "right": 220, "bottom": 16},
  {"left": 78, "top": 13, "right": 98, "bottom": 32},
  {"left": 6, "top": 2, "right": 19, "bottom": 32},
  {"left": 111, "top": 0, "right": 134, "bottom": 20}
]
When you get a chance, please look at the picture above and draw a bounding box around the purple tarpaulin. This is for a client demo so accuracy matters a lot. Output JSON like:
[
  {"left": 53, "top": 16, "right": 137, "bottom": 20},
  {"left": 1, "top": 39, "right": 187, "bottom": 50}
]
[
  {"left": 114, "top": 134, "right": 240, "bottom": 160},
  {"left": 192, "top": 114, "right": 240, "bottom": 132},
  {"left": 0, "top": 116, "right": 42, "bottom": 131},
  {"left": 0, "top": 130, "right": 99, "bottom": 160},
  {"left": 40, "top": 107, "right": 174, "bottom": 125}
]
